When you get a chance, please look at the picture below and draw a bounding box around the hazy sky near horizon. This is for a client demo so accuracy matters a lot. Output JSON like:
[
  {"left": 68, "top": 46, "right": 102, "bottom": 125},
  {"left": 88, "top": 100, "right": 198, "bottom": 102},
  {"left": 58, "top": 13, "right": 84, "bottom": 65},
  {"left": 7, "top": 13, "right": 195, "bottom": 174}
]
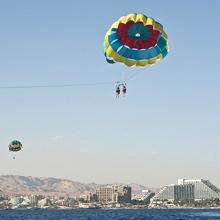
[{"left": 0, "top": 0, "right": 220, "bottom": 188}]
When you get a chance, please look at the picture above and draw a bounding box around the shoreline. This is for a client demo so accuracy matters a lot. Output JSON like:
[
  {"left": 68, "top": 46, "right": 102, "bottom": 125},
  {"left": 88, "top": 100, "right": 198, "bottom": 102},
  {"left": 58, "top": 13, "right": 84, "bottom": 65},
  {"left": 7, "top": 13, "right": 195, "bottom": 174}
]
[{"left": 1, "top": 207, "right": 220, "bottom": 211}]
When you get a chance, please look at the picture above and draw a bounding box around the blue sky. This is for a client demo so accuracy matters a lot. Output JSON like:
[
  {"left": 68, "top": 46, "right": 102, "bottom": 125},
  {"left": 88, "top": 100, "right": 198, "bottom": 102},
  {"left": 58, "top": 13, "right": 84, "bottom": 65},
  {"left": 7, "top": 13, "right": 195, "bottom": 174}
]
[{"left": 0, "top": 0, "right": 220, "bottom": 187}]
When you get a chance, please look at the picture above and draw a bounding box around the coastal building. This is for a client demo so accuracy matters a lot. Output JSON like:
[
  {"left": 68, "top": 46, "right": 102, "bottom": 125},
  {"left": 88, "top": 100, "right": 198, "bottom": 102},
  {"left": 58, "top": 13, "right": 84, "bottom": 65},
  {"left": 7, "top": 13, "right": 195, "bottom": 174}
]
[
  {"left": 8, "top": 196, "right": 23, "bottom": 206},
  {"left": 152, "top": 178, "right": 220, "bottom": 202},
  {"left": 29, "top": 195, "right": 40, "bottom": 206},
  {"left": 174, "top": 184, "right": 195, "bottom": 201},
  {"left": 152, "top": 184, "right": 194, "bottom": 201},
  {"left": 178, "top": 179, "right": 220, "bottom": 200},
  {"left": 0, "top": 190, "right": 4, "bottom": 201},
  {"left": 96, "top": 185, "right": 131, "bottom": 204},
  {"left": 85, "top": 192, "right": 98, "bottom": 203},
  {"left": 132, "top": 190, "right": 155, "bottom": 204},
  {"left": 152, "top": 185, "right": 174, "bottom": 201},
  {"left": 38, "top": 198, "right": 51, "bottom": 207}
]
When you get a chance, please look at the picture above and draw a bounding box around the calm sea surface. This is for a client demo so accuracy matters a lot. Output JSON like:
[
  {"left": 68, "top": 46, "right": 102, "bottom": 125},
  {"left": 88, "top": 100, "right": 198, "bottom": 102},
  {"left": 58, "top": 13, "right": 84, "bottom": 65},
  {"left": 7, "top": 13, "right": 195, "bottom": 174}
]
[{"left": 0, "top": 209, "right": 220, "bottom": 220}]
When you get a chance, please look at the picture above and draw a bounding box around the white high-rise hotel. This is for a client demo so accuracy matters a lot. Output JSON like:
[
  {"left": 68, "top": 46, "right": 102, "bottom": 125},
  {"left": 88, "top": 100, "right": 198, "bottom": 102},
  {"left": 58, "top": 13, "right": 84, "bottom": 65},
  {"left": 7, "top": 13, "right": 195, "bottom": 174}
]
[
  {"left": 178, "top": 179, "right": 220, "bottom": 200},
  {"left": 153, "top": 179, "right": 220, "bottom": 201}
]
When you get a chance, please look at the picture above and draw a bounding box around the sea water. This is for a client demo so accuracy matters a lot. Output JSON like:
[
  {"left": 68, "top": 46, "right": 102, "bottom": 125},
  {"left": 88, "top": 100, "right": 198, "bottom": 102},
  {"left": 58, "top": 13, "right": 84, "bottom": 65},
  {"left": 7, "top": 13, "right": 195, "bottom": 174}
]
[{"left": 0, "top": 208, "right": 220, "bottom": 220}]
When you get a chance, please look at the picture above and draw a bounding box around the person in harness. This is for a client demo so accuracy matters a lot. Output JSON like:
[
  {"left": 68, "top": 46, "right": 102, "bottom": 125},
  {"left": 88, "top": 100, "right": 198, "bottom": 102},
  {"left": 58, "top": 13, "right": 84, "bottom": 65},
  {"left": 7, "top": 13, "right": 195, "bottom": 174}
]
[
  {"left": 116, "top": 84, "right": 120, "bottom": 98},
  {"left": 122, "top": 83, "right": 127, "bottom": 97}
]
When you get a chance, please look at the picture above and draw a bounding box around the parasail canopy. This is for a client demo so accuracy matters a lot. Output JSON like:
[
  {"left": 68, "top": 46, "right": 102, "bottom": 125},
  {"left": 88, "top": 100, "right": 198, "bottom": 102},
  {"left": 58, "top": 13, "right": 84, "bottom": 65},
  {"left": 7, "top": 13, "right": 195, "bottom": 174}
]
[
  {"left": 8, "top": 140, "right": 23, "bottom": 152},
  {"left": 104, "top": 13, "right": 169, "bottom": 67}
]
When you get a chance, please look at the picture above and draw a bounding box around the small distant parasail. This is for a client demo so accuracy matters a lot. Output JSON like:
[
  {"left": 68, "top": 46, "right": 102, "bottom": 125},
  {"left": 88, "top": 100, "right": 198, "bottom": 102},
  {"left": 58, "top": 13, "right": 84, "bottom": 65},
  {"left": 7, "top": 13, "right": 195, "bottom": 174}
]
[
  {"left": 8, "top": 140, "right": 23, "bottom": 152},
  {"left": 104, "top": 13, "right": 169, "bottom": 67}
]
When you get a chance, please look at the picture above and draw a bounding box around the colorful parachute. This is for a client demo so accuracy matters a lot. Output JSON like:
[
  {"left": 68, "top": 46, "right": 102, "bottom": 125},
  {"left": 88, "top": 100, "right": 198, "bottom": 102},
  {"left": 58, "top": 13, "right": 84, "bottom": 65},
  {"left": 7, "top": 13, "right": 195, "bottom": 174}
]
[
  {"left": 104, "top": 14, "right": 169, "bottom": 67},
  {"left": 8, "top": 140, "right": 23, "bottom": 152}
]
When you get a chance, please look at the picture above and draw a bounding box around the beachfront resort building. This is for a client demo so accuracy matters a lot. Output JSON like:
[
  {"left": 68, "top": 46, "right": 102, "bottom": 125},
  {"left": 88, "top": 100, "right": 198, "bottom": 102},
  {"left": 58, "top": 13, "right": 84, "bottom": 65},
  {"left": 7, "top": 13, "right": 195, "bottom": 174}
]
[
  {"left": 178, "top": 179, "right": 220, "bottom": 200},
  {"left": 96, "top": 185, "right": 131, "bottom": 204},
  {"left": 152, "top": 184, "right": 194, "bottom": 202},
  {"left": 152, "top": 178, "right": 220, "bottom": 202}
]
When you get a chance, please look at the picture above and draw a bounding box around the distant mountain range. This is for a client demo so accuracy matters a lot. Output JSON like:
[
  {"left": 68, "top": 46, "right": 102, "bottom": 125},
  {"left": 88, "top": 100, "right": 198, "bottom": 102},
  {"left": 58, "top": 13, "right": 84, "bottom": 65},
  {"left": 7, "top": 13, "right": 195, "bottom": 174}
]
[{"left": 0, "top": 175, "right": 155, "bottom": 197}]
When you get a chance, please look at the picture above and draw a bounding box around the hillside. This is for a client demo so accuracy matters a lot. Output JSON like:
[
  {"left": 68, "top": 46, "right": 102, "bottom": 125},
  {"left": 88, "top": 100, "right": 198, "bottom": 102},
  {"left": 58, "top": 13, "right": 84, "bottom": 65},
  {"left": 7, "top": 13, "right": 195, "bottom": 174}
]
[
  {"left": 0, "top": 175, "right": 96, "bottom": 197},
  {"left": 0, "top": 175, "right": 152, "bottom": 197}
]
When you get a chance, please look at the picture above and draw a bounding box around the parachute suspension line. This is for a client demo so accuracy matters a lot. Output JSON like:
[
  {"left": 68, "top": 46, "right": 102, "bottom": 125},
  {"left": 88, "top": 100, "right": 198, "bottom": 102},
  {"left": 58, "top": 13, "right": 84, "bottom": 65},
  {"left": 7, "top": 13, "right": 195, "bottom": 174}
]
[
  {"left": 0, "top": 70, "right": 143, "bottom": 90},
  {"left": 123, "top": 67, "right": 145, "bottom": 83},
  {"left": 0, "top": 81, "right": 116, "bottom": 89},
  {"left": 114, "top": 68, "right": 144, "bottom": 98}
]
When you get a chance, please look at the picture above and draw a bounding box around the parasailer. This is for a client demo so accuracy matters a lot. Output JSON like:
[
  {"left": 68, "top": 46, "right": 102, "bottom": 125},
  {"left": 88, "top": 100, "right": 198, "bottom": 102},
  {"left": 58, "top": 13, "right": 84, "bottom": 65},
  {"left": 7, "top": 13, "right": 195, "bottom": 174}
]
[
  {"left": 8, "top": 140, "right": 23, "bottom": 159},
  {"left": 115, "top": 82, "right": 127, "bottom": 98},
  {"left": 115, "top": 84, "right": 120, "bottom": 98},
  {"left": 122, "top": 83, "right": 127, "bottom": 97},
  {"left": 104, "top": 13, "right": 169, "bottom": 96}
]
